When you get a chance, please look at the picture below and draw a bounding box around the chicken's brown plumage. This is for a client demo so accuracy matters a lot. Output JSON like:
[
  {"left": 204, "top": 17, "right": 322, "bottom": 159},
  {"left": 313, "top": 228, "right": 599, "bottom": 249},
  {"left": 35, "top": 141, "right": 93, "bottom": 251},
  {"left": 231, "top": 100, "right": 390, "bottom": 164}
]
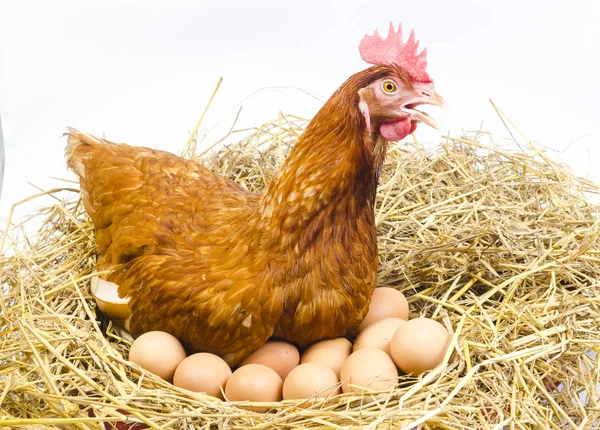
[{"left": 66, "top": 24, "right": 442, "bottom": 366}]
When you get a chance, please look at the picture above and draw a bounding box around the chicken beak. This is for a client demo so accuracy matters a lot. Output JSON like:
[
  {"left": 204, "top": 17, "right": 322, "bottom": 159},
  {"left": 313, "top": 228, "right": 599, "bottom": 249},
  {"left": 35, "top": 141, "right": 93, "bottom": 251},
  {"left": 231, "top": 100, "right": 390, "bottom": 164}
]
[
  {"left": 403, "top": 91, "right": 445, "bottom": 130},
  {"left": 426, "top": 92, "right": 445, "bottom": 109}
]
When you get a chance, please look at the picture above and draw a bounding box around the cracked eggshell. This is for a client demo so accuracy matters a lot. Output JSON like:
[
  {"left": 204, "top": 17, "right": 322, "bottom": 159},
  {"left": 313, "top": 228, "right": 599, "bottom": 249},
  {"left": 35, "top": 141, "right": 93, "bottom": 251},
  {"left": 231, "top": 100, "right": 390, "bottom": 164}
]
[{"left": 90, "top": 276, "right": 131, "bottom": 322}]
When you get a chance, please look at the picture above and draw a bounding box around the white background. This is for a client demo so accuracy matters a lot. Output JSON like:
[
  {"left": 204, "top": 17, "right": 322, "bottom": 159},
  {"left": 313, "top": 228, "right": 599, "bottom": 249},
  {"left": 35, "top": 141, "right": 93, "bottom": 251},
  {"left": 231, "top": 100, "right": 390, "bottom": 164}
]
[{"left": 1, "top": 0, "right": 599, "bottom": 222}]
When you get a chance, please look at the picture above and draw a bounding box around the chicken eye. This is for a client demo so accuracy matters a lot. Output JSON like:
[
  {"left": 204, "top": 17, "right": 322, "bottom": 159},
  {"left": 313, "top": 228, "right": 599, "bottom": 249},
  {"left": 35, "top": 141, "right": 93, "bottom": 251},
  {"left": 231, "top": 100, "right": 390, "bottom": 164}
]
[{"left": 382, "top": 80, "right": 397, "bottom": 94}]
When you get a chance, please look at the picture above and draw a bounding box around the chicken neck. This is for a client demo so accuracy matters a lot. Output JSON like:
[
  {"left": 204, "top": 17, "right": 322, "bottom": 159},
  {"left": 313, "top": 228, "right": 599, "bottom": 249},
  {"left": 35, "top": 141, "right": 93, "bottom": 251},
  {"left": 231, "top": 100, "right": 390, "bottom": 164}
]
[
  {"left": 257, "top": 72, "right": 392, "bottom": 344},
  {"left": 259, "top": 88, "right": 387, "bottom": 253}
]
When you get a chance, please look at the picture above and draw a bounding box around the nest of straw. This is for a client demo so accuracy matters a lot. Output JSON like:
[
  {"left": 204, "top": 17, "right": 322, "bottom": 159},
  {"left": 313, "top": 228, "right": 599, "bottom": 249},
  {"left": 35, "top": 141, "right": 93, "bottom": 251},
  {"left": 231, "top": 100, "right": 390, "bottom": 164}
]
[{"left": 1, "top": 113, "right": 600, "bottom": 429}]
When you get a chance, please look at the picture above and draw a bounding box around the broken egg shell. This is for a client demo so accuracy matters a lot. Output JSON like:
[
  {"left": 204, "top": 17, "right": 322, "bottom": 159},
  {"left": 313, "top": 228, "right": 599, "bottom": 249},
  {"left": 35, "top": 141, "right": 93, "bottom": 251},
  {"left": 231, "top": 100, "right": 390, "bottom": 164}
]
[{"left": 91, "top": 276, "right": 131, "bottom": 322}]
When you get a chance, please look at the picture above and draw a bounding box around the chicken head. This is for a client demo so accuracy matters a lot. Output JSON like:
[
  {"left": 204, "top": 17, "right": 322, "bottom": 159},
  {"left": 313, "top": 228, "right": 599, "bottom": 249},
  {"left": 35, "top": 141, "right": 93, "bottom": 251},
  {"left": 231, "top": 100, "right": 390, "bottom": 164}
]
[{"left": 357, "top": 23, "right": 444, "bottom": 141}]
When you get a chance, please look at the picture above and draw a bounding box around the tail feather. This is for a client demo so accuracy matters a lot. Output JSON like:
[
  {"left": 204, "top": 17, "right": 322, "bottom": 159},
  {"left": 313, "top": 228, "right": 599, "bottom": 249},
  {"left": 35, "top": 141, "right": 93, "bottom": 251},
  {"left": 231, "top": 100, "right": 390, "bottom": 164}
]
[
  {"left": 64, "top": 129, "right": 147, "bottom": 220},
  {"left": 65, "top": 129, "right": 105, "bottom": 179},
  {"left": 64, "top": 128, "right": 251, "bottom": 226}
]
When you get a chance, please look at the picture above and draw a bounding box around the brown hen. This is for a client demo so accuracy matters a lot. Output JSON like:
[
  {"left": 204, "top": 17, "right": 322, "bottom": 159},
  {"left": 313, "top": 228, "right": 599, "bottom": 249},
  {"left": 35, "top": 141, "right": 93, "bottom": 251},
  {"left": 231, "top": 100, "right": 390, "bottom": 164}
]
[{"left": 66, "top": 23, "right": 443, "bottom": 366}]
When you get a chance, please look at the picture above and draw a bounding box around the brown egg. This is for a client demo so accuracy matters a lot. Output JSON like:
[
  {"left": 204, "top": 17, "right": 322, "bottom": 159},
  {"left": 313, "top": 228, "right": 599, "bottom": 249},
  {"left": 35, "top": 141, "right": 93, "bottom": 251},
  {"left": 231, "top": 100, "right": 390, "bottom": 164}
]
[
  {"left": 282, "top": 363, "right": 341, "bottom": 400},
  {"left": 340, "top": 348, "right": 398, "bottom": 393},
  {"left": 300, "top": 337, "right": 352, "bottom": 377},
  {"left": 358, "top": 287, "right": 409, "bottom": 331},
  {"left": 225, "top": 364, "right": 283, "bottom": 412},
  {"left": 241, "top": 340, "right": 300, "bottom": 380},
  {"left": 173, "top": 353, "right": 232, "bottom": 399},
  {"left": 353, "top": 318, "right": 406, "bottom": 355},
  {"left": 390, "top": 317, "right": 451, "bottom": 375},
  {"left": 128, "top": 331, "right": 186, "bottom": 382}
]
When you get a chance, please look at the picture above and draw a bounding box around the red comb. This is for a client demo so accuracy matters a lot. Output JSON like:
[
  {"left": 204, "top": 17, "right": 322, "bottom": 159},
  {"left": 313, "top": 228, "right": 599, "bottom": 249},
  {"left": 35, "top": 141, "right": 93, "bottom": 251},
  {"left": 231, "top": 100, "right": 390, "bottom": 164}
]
[{"left": 359, "top": 22, "right": 431, "bottom": 83}]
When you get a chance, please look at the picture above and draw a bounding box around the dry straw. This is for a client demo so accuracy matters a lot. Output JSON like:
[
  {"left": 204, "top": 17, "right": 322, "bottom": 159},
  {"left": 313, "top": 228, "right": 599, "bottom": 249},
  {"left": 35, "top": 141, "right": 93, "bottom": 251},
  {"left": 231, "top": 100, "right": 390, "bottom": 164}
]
[{"left": 1, "top": 109, "right": 600, "bottom": 429}]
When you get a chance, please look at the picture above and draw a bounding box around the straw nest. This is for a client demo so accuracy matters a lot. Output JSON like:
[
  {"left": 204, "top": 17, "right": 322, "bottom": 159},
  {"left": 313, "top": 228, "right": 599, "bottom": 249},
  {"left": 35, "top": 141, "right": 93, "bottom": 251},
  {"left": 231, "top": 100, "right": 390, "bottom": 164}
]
[{"left": 1, "top": 112, "right": 600, "bottom": 429}]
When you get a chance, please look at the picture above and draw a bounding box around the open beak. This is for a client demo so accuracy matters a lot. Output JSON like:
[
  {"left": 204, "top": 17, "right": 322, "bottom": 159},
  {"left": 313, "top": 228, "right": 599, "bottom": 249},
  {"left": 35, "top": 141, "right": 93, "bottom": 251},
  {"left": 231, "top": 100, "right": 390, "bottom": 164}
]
[{"left": 402, "top": 92, "right": 445, "bottom": 130}]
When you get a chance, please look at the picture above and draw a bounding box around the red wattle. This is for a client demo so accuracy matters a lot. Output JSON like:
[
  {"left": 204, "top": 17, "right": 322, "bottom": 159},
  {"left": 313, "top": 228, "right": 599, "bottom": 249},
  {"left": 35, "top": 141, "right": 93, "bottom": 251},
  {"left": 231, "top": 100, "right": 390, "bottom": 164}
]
[{"left": 380, "top": 119, "right": 413, "bottom": 141}]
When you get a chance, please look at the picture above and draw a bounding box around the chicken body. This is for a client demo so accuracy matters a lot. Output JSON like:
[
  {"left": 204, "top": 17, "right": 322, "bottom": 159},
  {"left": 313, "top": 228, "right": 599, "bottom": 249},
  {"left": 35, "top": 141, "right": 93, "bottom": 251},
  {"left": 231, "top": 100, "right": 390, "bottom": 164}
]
[
  {"left": 67, "top": 136, "right": 281, "bottom": 364},
  {"left": 67, "top": 63, "right": 441, "bottom": 366}
]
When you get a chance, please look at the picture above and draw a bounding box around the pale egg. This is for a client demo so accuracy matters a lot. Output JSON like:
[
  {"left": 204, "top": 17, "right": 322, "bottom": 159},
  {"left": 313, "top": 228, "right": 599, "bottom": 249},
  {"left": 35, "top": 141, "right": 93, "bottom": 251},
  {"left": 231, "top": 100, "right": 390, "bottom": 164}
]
[
  {"left": 353, "top": 317, "right": 406, "bottom": 355},
  {"left": 128, "top": 331, "right": 186, "bottom": 382},
  {"left": 282, "top": 363, "right": 340, "bottom": 400},
  {"left": 340, "top": 348, "right": 398, "bottom": 393},
  {"left": 225, "top": 364, "right": 283, "bottom": 412},
  {"left": 241, "top": 340, "right": 300, "bottom": 380},
  {"left": 173, "top": 353, "right": 232, "bottom": 399},
  {"left": 358, "top": 287, "right": 409, "bottom": 331},
  {"left": 300, "top": 337, "right": 352, "bottom": 377},
  {"left": 390, "top": 317, "right": 451, "bottom": 375}
]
